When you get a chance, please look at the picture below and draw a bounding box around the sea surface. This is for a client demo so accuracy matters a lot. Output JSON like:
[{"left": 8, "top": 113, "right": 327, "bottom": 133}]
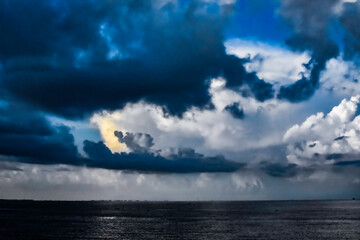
[{"left": 0, "top": 200, "right": 359, "bottom": 239}]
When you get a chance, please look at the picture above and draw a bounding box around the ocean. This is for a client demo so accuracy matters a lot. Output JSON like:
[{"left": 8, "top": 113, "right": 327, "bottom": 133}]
[{"left": 0, "top": 200, "right": 359, "bottom": 239}]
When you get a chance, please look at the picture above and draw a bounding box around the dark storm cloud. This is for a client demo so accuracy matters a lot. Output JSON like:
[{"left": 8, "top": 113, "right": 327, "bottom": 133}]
[
  {"left": 83, "top": 140, "right": 244, "bottom": 173},
  {"left": 335, "top": 160, "right": 360, "bottom": 167},
  {"left": 310, "top": 152, "right": 360, "bottom": 168},
  {"left": 0, "top": 0, "right": 274, "bottom": 118},
  {"left": 340, "top": 1, "right": 360, "bottom": 60},
  {"left": 0, "top": 103, "right": 53, "bottom": 136},
  {"left": 114, "top": 131, "right": 154, "bottom": 153},
  {"left": 308, "top": 143, "right": 316, "bottom": 148},
  {"left": 81, "top": 130, "right": 244, "bottom": 173},
  {"left": 0, "top": 104, "right": 81, "bottom": 165},
  {"left": 276, "top": 0, "right": 360, "bottom": 102},
  {"left": 329, "top": 153, "right": 360, "bottom": 167},
  {"left": 259, "top": 162, "right": 299, "bottom": 178},
  {"left": 334, "top": 136, "right": 348, "bottom": 141},
  {"left": 326, "top": 153, "right": 344, "bottom": 160},
  {"left": 222, "top": 55, "right": 274, "bottom": 101},
  {"left": 0, "top": 107, "right": 244, "bottom": 173},
  {"left": 277, "top": 0, "right": 340, "bottom": 102},
  {"left": 2, "top": 0, "right": 360, "bottom": 118},
  {"left": 224, "top": 102, "right": 244, "bottom": 119}
]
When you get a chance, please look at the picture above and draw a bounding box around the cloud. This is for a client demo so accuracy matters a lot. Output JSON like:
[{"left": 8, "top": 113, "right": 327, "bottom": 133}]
[
  {"left": 83, "top": 141, "right": 242, "bottom": 173},
  {"left": 0, "top": 162, "right": 266, "bottom": 200},
  {"left": 225, "top": 39, "right": 360, "bottom": 102},
  {"left": 1, "top": 0, "right": 358, "bottom": 123},
  {"left": 259, "top": 162, "right": 300, "bottom": 178},
  {"left": 0, "top": 160, "right": 359, "bottom": 200},
  {"left": 275, "top": 0, "right": 360, "bottom": 102},
  {"left": 3, "top": 52, "right": 354, "bottom": 176},
  {"left": 91, "top": 78, "right": 296, "bottom": 156},
  {"left": 1, "top": 0, "right": 360, "bottom": 200},
  {"left": 335, "top": 160, "right": 360, "bottom": 166},
  {"left": 284, "top": 95, "right": 360, "bottom": 166},
  {"left": 277, "top": 0, "right": 340, "bottom": 101},
  {"left": 339, "top": 1, "right": 360, "bottom": 60},
  {"left": 94, "top": 118, "right": 126, "bottom": 153},
  {"left": 224, "top": 102, "right": 244, "bottom": 119},
  {"left": 0, "top": 99, "right": 245, "bottom": 173},
  {"left": 0, "top": 102, "right": 81, "bottom": 165},
  {"left": 0, "top": 0, "right": 276, "bottom": 118},
  {"left": 114, "top": 131, "right": 154, "bottom": 153},
  {"left": 320, "top": 57, "right": 360, "bottom": 97},
  {"left": 225, "top": 39, "right": 311, "bottom": 86},
  {"left": 82, "top": 130, "right": 244, "bottom": 173},
  {"left": 0, "top": 103, "right": 53, "bottom": 137}
]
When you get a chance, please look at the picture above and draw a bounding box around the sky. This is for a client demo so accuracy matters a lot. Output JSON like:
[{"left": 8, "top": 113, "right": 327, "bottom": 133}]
[{"left": 0, "top": 0, "right": 360, "bottom": 200}]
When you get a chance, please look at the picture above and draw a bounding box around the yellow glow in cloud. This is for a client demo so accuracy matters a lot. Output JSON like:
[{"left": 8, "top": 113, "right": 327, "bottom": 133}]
[{"left": 95, "top": 118, "right": 126, "bottom": 153}]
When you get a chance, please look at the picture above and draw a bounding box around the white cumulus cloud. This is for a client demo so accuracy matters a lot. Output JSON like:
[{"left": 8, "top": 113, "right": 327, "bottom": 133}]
[{"left": 284, "top": 95, "right": 360, "bottom": 166}]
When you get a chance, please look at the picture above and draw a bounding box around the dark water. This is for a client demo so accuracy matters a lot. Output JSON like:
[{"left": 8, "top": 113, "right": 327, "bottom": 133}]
[{"left": 0, "top": 200, "right": 359, "bottom": 239}]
